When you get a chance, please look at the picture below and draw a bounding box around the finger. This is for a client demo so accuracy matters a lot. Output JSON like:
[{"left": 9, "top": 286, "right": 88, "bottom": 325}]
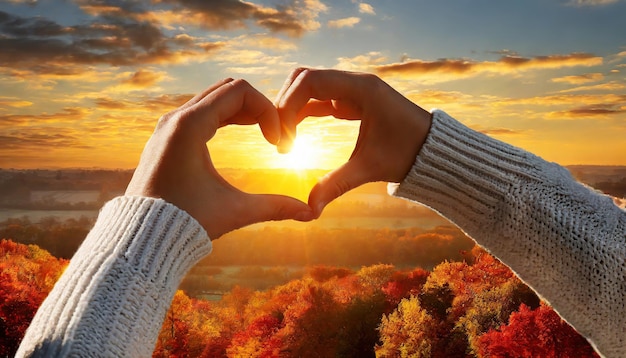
[
  {"left": 277, "top": 69, "right": 370, "bottom": 110},
  {"left": 193, "top": 79, "right": 281, "bottom": 144},
  {"left": 275, "top": 68, "right": 311, "bottom": 152},
  {"left": 277, "top": 69, "right": 367, "bottom": 152},
  {"left": 274, "top": 67, "right": 309, "bottom": 106},
  {"left": 308, "top": 158, "right": 370, "bottom": 218},
  {"left": 242, "top": 194, "right": 315, "bottom": 226},
  {"left": 298, "top": 99, "right": 362, "bottom": 121},
  {"left": 180, "top": 78, "right": 235, "bottom": 111}
]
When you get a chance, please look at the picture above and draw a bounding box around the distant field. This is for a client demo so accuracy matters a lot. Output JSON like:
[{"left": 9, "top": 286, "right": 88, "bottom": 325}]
[
  {"left": 246, "top": 215, "right": 448, "bottom": 230},
  {"left": 0, "top": 209, "right": 448, "bottom": 230},
  {"left": 30, "top": 190, "right": 100, "bottom": 204},
  {"left": 0, "top": 209, "right": 98, "bottom": 222}
]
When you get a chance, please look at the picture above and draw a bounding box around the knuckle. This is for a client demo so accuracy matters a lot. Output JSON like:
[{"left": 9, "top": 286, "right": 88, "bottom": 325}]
[
  {"left": 332, "top": 178, "right": 352, "bottom": 197},
  {"left": 293, "top": 67, "right": 309, "bottom": 77},
  {"left": 228, "top": 78, "right": 249, "bottom": 91}
]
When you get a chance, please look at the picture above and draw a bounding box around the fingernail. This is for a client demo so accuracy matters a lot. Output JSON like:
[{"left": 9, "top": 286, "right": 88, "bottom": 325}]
[{"left": 278, "top": 142, "right": 292, "bottom": 154}]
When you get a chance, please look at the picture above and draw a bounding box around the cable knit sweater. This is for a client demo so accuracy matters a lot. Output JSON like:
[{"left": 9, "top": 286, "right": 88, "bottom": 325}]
[{"left": 17, "top": 110, "right": 625, "bottom": 357}]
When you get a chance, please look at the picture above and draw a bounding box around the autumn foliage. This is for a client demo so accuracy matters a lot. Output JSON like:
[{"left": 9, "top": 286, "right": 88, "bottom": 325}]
[
  {"left": 0, "top": 239, "right": 68, "bottom": 357},
  {"left": 1, "top": 239, "right": 599, "bottom": 357}
]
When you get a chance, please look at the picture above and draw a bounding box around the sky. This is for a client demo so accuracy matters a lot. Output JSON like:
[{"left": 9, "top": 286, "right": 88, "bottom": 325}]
[{"left": 0, "top": 0, "right": 625, "bottom": 169}]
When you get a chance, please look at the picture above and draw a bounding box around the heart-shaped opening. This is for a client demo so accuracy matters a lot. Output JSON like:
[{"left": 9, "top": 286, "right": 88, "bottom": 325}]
[{"left": 212, "top": 119, "right": 359, "bottom": 204}]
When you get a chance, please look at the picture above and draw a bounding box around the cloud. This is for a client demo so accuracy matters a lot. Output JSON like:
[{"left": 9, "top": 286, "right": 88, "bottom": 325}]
[
  {"left": 214, "top": 39, "right": 298, "bottom": 75},
  {"left": 121, "top": 70, "right": 164, "bottom": 87},
  {"left": 476, "top": 127, "right": 526, "bottom": 136},
  {"left": 0, "top": 130, "right": 92, "bottom": 151},
  {"left": 0, "top": 97, "right": 33, "bottom": 108},
  {"left": 0, "top": 0, "right": 323, "bottom": 85},
  {"left": 335, "top": 52, "right": 388, "bottom": 71},
  {"left": 93, "top": 94, "right": 193, "bottom": 113},
  {"left": 374, "top": 53, "right": 603, "bottom": 82},
  {"left": 566, "top": 0, "right": 620, "bottom": 6},
  {"left": 358, "top": 3, "right": 376, "bottom": 15},
  {"left": 0, "top": 10, "right": 225, "bottom": 80},
  {"left": 103, "top": 69, "right": 170, "bottom": 93},
  {"left": 229, "top": 33, "right": 298, "bottom": 51},
  {"left": 548, "top": 104, "right": 625, "bottom": 119},
  {"left": 146, "top": 0, "right": 327, "bottom": 37},
  {"left": 0, "top": 107, "right": 89, "bottom": 127},
  {"left": 551, "top": 73, "right": 604, "bottom": 84},
  {"left": 499, "top": 93, "right": 626, "bottom": 107},
  {"left": 328, "top": 17, "right": 361, "bottom": 29},
  {"left": 493, "top": 93, "right": 626, "bottom": 120},
  {"left": 557, "top": 81, "right": 625, "bottom": 93}
]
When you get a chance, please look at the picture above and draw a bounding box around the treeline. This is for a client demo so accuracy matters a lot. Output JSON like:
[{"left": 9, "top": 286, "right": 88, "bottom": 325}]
[
  {"left": 204, "top": 226, "right": 474, "bottom": 268},
  {"left": 593, "top": 178, "right": 626, "bottom": 198},
  {"left": 0, "top": 169, "right": 132, "bottom": 207},
  {"left": 2, "top": 217, "right": 473, "bottom": 268},
  {"left": 0, "top": 217, "right": 94, "bottom": 259},
  {"left": 1, "top": 240, "right": 599, "bottom": 357},
  {"left": 0, "top": 240, "right": 68, "bottom": 356}
]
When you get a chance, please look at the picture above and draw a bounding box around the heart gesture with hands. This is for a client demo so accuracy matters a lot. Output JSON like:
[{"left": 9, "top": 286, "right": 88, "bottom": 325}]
[
  {"left": 126, "top": 69, "right": 433, "bottom": 238},
  {"left": 275, "top": 68, "right": 433, "bottom": 217},
  {"left": 125, "top": 78, "right": 316, "bottom": 239}
]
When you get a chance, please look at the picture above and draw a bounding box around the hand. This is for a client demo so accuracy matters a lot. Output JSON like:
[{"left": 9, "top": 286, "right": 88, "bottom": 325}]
[
  {"left": 125, "top": 78, "right": 314, "bottom": 239},
  {"left": 275, "top": 68, "right": 432, "bottom": 217}
]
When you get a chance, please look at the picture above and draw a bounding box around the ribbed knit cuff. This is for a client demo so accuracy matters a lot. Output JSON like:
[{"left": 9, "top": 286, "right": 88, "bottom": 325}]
[
  {"left": 71, "top": 196, "right": 212, "bottom": 356},
  {"left": 17, "top": 196, "right": 212, "bottom": 358},
  {"left": 388, "top": 109, "right": 545, "bottom": 236},
  {"left": 95, "top": 196, "right": 212, "bottom": 286}
]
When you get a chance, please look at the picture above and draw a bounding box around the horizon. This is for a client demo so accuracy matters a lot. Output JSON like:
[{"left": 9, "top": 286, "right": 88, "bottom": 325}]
[
  {"left": 1, "top": 0, "right": 626, "bottom": 169},
  {"left": 2, "top": 164, "right": 626, "bottom": 171}
]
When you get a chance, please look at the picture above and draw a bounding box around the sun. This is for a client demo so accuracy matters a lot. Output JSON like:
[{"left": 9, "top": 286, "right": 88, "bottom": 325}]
[{"left": 278, "top": 134, "right": 320, "bottom": 170}]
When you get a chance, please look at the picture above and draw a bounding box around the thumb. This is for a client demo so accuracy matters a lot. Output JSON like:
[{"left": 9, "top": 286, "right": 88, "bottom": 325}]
[
  {"left": 308, "top": 160, "right": 369, "bottom": 218},
  {"left": 244, "top": 194, "right": 315, "bottom": 225}
]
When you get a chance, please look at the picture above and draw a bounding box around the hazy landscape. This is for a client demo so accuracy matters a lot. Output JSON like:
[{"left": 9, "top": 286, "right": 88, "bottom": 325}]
[
  {"left": 1, "top": 166, "right": 622, "bottom": 357},
  {"left": 1, "top": 165, "right": 624, "bottom": 293}
]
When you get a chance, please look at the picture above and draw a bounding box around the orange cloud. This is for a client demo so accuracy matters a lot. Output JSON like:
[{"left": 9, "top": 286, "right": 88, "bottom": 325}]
[
  {"left": 93, "top": 94, "right": 193, "bottom": 114},
  {"left": 121, "top": 70, "right": 164, "bottom": 88},
  {"left": 475, "top": 127, "right": 526, "bottom": 136},
  {"left": 557, "top": 81, "right": 625, "bottom": 93},
  {"left": 375, "top": 53, "right": 603, "bottom": 80},
  {"left": 358, "top": 3, "right": 376, "bottom": 15},
  {"left": 0, "top": 107, "right": 90, "bottom": 128},
  {"left": 552, "top": 73, "right": 604, "bottom": 84},
  {"left": 547, "top": 104, "right": 625, "bottom": 119},
  {"left": 230, "top": 34, "right": 297, "bottom": 51},
  {"left": 102, "top": 69, "right": 170, "bottom": 93},
  {"left": 334, "top": 52, "right": 604, "bottom": 84},
  {"left": 0, "top": 97, "right": 33, "bottom": 108},
  {"left": 498, "top": 93, "right": 626, "bottom": 107},
  {"left": 328, "top": 17, "right": 361, "bottom": 29}
]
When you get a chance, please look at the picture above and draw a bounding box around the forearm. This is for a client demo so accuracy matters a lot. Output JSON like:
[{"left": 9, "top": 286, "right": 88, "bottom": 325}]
[
  {"left": 16, "top": 196, "right": 212, "bottom": 358},
  {"left": 390, "top": 110, "right": 626, "bottom": 358}
]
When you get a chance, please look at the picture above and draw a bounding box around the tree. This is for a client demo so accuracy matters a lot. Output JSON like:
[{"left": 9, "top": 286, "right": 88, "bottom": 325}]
[
  {"left": 377, "top": 296, "right": 440, "bottom": 357},
  {"left": 457, "top": 279, "right": 540, "bottom": 355},
  {"left": 0, "top": 240, "right": 67, "bottom": 357},
  {"left": 478, "top": 304, "right": 600, "bottom": 358}
]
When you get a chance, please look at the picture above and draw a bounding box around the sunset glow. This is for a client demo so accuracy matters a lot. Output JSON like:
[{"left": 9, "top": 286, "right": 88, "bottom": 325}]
[
  {"left": 275, "top": 135, "right": 321, "bottom": 170},
  {"left": 0, "top": 1, "right": 625, "bottom": 169}
]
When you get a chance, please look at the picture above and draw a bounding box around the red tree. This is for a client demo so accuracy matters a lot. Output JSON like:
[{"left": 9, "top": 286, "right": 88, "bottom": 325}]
[
  {"left": 0, "top": 239, "right": 67, "bottom": 356},
  {"left": 478, "top": 304, "right": 599, "bottom": 358}
]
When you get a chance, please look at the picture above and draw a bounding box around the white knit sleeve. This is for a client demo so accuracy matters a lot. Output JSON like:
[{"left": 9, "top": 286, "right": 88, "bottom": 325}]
[
  {"left": 16, "top": 196, "right": 212, "bottom": 358},
  {"left": 389, "top": 110, "right": 626, "bottom": 358}
]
